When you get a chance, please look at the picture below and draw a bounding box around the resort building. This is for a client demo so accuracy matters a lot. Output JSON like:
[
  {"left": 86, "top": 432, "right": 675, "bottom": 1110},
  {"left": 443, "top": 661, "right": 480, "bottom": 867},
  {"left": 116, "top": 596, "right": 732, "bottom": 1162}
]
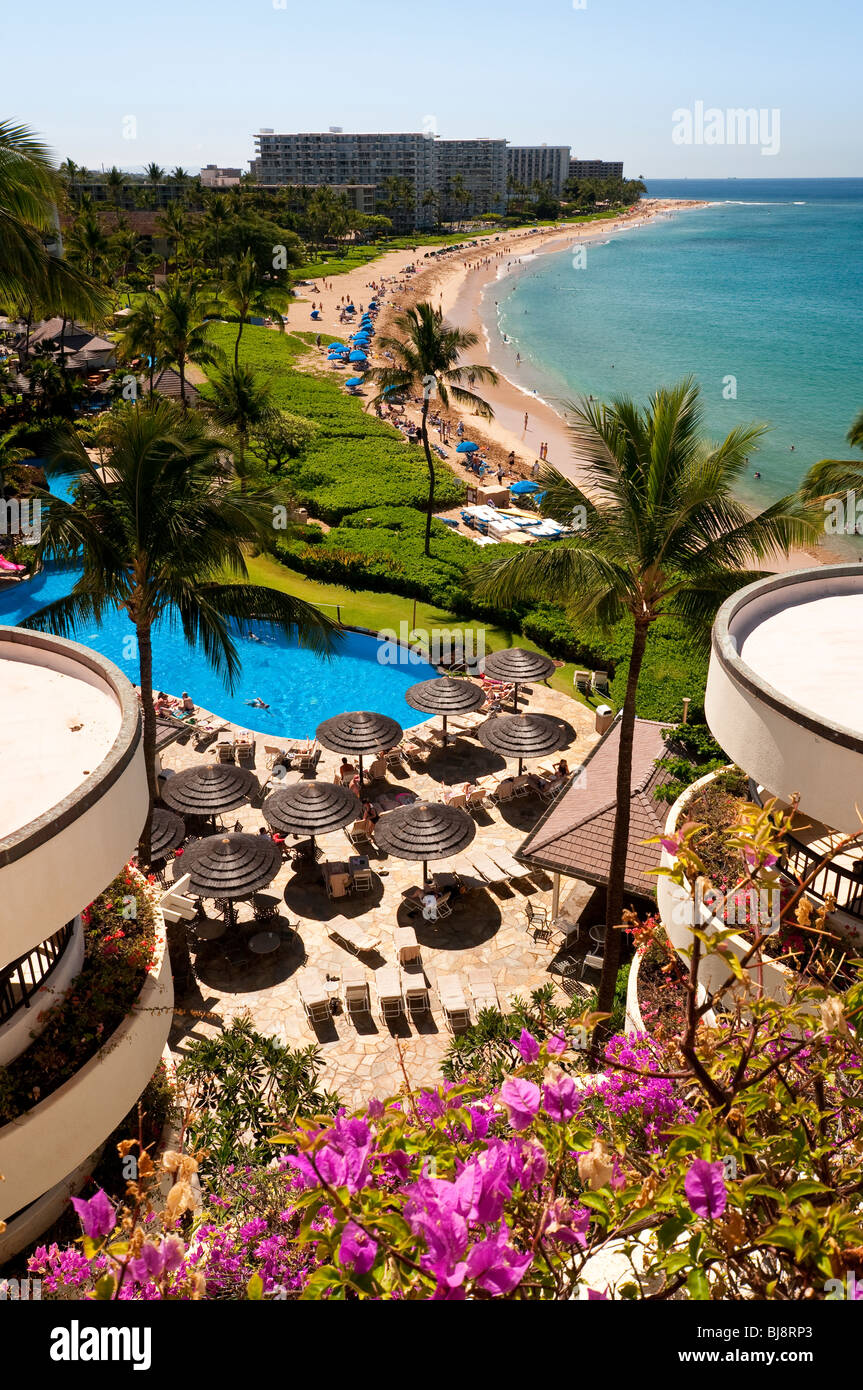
[
  {"left": 200, "top": 164, "right": 243, "bottom": 188},
  {"left": 251, "top": 131, "right": 439, "bottom": 229},
  {"left": 568, "top": 158, "right": 625, "bottom": 181},
  {"left": 0, "top": 627, "right": 171, "bottom": 1259},
  {"left": 436, "top": 139, "right": 508, "bottom": 220},
  {"left": 506, "top": 145, "right": 571, "bottom": 196}
]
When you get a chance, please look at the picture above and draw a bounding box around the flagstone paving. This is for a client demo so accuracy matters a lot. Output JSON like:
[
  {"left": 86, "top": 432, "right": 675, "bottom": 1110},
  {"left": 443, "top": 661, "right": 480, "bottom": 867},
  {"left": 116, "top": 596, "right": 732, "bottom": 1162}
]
[{"left": 164, "top": 680, "right": 603, "bottom": 1107}]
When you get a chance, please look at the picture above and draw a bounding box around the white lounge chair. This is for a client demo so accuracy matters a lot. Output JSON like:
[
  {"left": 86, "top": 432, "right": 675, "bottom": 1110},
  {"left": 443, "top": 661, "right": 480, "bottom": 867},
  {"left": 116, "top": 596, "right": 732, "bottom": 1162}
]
[
  {"left": 299, "top": 969, "right": 332, "bottom": 1024},
  {"left": 395, "top": 924, "right": 422, "bottom": 965},
  {"left": 437, "top": 973, "right": 471, "bottom": 1032},
  {"left": 468, "top": 967, "right": 499, "bottom": 1013},
  {"left": 376, "top": 966, "right": 403, "bottom": 1021},
  {"left": 329, "top": 918, "right": 381, "bottom": 956},
  {"left": 402, "top": 969, "right": 431, "bottom": 1015},
  {"left": 159, "top": 874, "right": 198, "bottom": 923},
  {"left": 489, "top": 848, "right": 533, "bottom": 882},
  {"left": 469, "top": 852, "right": 509, "bottom": 885},
  {"left": 342, "top": 962, "right": 371, "bottom": 1019}
]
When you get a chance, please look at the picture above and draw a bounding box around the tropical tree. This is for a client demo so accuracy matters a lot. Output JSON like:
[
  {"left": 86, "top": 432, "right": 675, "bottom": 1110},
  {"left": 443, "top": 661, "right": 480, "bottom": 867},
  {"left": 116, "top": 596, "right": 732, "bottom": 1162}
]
[
  {"left": 800, "top": 410, "right": 863, "bottom": 500},
  {"left": 202, "top": 194, "right": 230, "bottom": 275},
  {"left": 217, "top": 250, "right": 289, "bottom": 366},
  {"left": 23, "top": 399, "right": 338, "bottom": 871},
  {"left": 106, "top": 166, "right": 125, "bottom": 205},
  {"left": 201, "top": 362, "right": 276, "bottom": 486},
  {"left": 154, "top": 281, "right": 222, "bottom": 404},
  {"left": 145, "top": 162, "right": 165, "bottom": 186},
  {"left": 66, "top": 207, "right": 109, "bottom": 279},
  {"left": 471, "top": 378, "right": 818, "bottom": 1029},
  {"left": 157, "top": 203, "right": 188, "bottom": 264},
  {"left": 370, "top": 302, "right": 498, "bottom": 556},
  {"left": 117, "top": 293, "right": 161, "bottom": 393}
]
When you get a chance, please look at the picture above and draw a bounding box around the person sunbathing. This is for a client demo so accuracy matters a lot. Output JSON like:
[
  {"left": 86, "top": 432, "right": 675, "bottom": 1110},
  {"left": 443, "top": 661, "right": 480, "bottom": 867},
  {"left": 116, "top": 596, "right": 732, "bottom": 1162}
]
[{"left": 180, "top": 692, "right": 195, "bottom": 713}]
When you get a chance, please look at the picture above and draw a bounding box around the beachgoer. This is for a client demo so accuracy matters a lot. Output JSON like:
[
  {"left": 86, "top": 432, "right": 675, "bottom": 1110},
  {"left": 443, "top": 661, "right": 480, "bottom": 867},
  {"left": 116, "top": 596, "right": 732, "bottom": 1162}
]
[
  {"left": 181, "top": 692, "right": 195, "bottom": 713},
  {"left": 337, "top": 759, "right": 355, "bottom": 785},
  {"left": 524, "top": 412, "right": 529, "bottom": 431}
]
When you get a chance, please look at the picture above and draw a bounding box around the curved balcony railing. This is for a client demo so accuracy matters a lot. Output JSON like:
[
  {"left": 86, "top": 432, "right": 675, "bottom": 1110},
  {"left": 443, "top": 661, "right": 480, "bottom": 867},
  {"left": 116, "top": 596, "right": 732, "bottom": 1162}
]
[
  {"left": 0, "top": 922, "right": 75, "bottom": 1027},
  {"left": 749, "top": 780, "right": 863, "bottom": 923}
]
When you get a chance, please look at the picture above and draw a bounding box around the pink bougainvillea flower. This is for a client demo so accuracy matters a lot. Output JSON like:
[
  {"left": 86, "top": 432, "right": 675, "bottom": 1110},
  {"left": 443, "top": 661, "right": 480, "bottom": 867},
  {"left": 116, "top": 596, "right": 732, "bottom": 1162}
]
[
  {"left": 498, "top": 1077, "right": 541, "bottom": 1131},
  {"left": 338, "top": 1221, "right": 378, "bottom": 1275},
  {"left": 71, "top": 1189, "right": 116, "bottom": 1239},
  {"left": 464, "top": 1224, "right": 532, "bottom": 1297},
  {"left": 543, "top": 1072, "right": 579, "bottom": 1123},
  {"left": 684, "top": 1158, "right": 727, "bottom": 1219},
  {"left": 588, "top": 1288, "right": 609, "bottom": 1300},
  {"left": 547, "top": 1030, "right": 568, "bottom": 1056},
  {"left": 542, "top": 1199, "right": 590, "bottom": 1248},
  {"left": 660, "top": 836, "right": 681, "bottom": 856},
  {"left": 512, "top": 1029, "right": 540, "bottom": 1064}
]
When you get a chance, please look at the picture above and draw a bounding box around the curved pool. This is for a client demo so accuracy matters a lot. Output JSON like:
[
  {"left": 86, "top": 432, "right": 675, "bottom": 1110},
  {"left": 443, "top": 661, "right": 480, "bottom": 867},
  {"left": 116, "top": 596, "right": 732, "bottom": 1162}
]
[{"left": 0, "top": 566, "right": 439, "bottom": 738}]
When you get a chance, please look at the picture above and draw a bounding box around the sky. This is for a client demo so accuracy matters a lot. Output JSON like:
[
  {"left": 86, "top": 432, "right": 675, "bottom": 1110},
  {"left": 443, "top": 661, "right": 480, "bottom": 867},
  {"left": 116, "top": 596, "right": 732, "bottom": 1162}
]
[{"left": 5, "top": 0, "right": 862, "bottom": 178}]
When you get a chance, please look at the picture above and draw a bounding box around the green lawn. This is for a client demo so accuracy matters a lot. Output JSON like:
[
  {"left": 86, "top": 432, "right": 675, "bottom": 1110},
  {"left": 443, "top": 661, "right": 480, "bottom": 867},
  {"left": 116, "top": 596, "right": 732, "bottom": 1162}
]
[{"left": 245, "top": 553, "right": 583, "bottom": 700}]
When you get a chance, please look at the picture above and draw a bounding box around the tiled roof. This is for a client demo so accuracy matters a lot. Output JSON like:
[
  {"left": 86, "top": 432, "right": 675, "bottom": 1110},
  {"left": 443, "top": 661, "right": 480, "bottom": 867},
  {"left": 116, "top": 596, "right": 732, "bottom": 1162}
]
[
  {"left": 148, "top": 367, "right": 201, "bottom": 404},
  {"left": 518, "top": 716, "right": 677, "bottom": 897}
]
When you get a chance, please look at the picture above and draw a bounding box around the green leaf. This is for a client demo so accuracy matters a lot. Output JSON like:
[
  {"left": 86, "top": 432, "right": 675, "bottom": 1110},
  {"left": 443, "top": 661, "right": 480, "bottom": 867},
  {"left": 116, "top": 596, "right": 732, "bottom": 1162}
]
[
  {"left": 94, "top": 1273, "right": 116, "bottom": 1300},
  {"left": 687, "top": 1268, "right": 710, "bottom": 1301},
  {"left": 786, "top": 1180, "right": 831, "bottom": 1202}
]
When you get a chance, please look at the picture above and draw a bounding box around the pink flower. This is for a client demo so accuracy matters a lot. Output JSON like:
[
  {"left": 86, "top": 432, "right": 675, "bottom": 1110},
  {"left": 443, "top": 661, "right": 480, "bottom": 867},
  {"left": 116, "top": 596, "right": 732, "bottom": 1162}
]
[
  {"left": 547, "top": 1030, "right": 568, "bottom": 1056},
  {"left": 498, "top": 1077, "right": 541, "bottom": 1131},
  {"left": 513, "top": 1029, "right": 540, "bottom": 1064},
  {"left": 71, "top": 1189, "right": 115, "bottom": 1239},
  {"left": 338, "top": 1222, "right": 378, "bottom": 1275},
  {"left": 464, "top": 1225, "right": 532, "bottom": 1296},
  {"left": 543, "top": 1073, "right": 579, "bottom": 1123},
  {"left": 684, "top": 1159, "right": 727, "bottom": 1220},
  {"left": 660, "top": 836, "right": 681, "bottom": 856}
]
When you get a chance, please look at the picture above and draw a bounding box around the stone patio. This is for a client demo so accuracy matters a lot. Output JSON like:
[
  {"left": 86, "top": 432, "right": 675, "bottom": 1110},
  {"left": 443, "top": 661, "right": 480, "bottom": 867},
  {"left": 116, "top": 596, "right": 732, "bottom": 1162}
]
[{"left": 164, "top": 680, "right": 603, "bottom": 1107}]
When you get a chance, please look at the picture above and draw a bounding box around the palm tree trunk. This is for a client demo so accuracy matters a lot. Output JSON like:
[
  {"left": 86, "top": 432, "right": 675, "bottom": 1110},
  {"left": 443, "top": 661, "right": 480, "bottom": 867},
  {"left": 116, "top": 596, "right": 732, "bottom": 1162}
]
[
  {"left": 235, "top": 317, "right": 244, "bottom": 367},
  {"left": 136, "top": 621, "right": 158, "bottom": 866},
  {"left": 179, "top": 354, "right": 187, "bottom": 407},
  {"left": 595, "top": 617, "right": 650, "bottom": 1035},
  {"left": 420, "top": 397, "right": 435, "bottom": 558}
]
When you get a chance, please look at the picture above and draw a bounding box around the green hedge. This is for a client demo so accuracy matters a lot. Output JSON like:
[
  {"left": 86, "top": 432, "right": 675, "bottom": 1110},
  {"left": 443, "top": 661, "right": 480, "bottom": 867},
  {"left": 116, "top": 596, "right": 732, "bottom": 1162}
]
[{"left": 206, "top": 324, "right": 465, "bottom": 523}]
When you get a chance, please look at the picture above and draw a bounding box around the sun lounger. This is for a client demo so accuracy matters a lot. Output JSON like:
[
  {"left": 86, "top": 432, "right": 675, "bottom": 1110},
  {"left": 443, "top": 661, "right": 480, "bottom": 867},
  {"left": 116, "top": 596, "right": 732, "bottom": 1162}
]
[
  {"left": 216, "top": 739, "right": 235, "bottom": 763},
  {"left": 376, "top": 965, "right": 403, "bottom": 1020},
  {"left": 342, "top": 962, "right": 370, "bottom": 1019},
  {"left": 299, "top": 968, "right": 332, "bottom": 1024},
  {"left": 467, "top": 967, "right": 499, "bottom": 1013},
  {"left": 159, "top": 874, "right": 199, "bottom": 923},
  {"left": 329, "top": 918, "right": 381, "bottom": 956},
  {"left": 345, "top": 819, "right": 372, "bottom": 848},
  {"left": 465, "top": 787, "right": 488, "bottom": 814},
  {"left": 395, "top": 924, "right": 421, "bottom": 965},
  {"left": 469, "top": 852, "right": 510, "bottom": 886},
  {"left": 437, "top": 973, "right": 471, "bottom": 1031},
  {"left": 489, "top": 848, "right": 533, "bottom": 882},
  {"left": 402, "top": 970, "right": 430, "bottom": 1014}
]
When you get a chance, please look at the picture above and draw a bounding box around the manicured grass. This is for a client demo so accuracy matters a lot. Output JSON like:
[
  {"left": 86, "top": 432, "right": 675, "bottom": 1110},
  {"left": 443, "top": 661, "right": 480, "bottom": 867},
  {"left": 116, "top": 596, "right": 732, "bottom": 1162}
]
[{"left": 245, "top": 553, "right": 580, "bottom": 698}]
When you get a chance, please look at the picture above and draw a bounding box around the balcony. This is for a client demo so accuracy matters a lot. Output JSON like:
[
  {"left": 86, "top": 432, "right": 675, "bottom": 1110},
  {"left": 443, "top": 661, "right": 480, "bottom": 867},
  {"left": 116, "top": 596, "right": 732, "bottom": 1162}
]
[
  {"left": 0, "top": 626, "right": 147, "bottom": 959},
  {"left": 749, "top": 781, "right": 863, "bottom": 929},
  {"left": 705, "top": 565, "right": 863, "bottom": 836}
]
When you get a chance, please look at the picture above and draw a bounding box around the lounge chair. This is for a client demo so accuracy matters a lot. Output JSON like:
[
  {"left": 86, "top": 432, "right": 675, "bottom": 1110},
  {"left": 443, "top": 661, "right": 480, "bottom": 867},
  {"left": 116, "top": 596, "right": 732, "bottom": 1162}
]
[
  {"left": 489, "top": 848, "right": 533, "bottom": 882},
  {"left": 465, "top": 787, "right": 488, "bottom": 815},
  {"left": 376, "top": 966, "right": 403, "bottom": 1021},
  {"left": 342, "top": 962, "right": 371, "bottom": 1019},
  {"left": 235, "top": 738, "right": 255, "bottom": 766},
  {"left": 490, "top": 779, "right": 515, "bottom": 805},
  {"left": 367, "top": 757, "right": 388, "bottom": 782},
  {"left": 345, "top": 819, "right": 372, "bottom": 848},
  {"left": 469, "top": 852, "right": 509, "bottom": 886},
  {"left": 467, "top": 967, "right": 499, "bottom": 1013},
  {"left": 446, "top": 792, "right": 467, "bottom": 811},
  {"left": 159, "top": 874, "right": 199, "bottom": 924},
  {"left": 437, "top": 974, "right": 471, "bottom": 1031},
  {"left": 329, "top": 918, "right": 381, "bottom": 956},
  {"left": 523, "top": 900, "right": 550, "bottom": 939},
  {"left": 580, "top": 945, "right": 605, "bottom": 980},
  {"left": 264, "top": 744, "right": 288, "bottom": 769},
  {"left": 299, "top": 969, "right": 333, "bottom": 1024},
  {"left": 395, "top": 924, "right": 422, "bottom": 966},
  {"left": 402, "top": 971, "right": 430, "bottom": 1015},
  {"left": 216, "top": 739, "right": 235, "bottom": 763},
  {"left": 295, "top": 741, "right": 319, "bottom": 772},
  {"left": 324, "top": 866, "right": 353, "bottom": 900}
]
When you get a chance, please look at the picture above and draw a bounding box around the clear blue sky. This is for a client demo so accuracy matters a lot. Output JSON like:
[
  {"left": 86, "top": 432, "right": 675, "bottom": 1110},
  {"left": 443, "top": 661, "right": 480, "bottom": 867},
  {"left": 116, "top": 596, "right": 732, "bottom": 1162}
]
[{"left": 6, "top": 0, "right": 861, "bottom": 177}]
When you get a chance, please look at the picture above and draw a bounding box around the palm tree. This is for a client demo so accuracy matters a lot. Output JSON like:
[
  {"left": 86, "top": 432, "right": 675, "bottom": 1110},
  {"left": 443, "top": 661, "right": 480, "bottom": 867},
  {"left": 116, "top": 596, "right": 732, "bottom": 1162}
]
[
  {"left": 106, "top": 166, "right": 125, "bottom": 205},
  {"left": 799, "top": 410, "right": 863, "bottom": 500},
  {"left": 66, "top": 208, "right": 109, "bottom": 279},
  {"left": 157, "top": 203, "right": 188, "bottom": 264},
  {"left": 201, "top": 362, "right": 276, "bottom": 487},
  {"left": 117, "top": 293, "right": 161, "bottom": 393},
  {"left": 23, "top": 399, "right": 338, "bottom": 870},
  {"left": 370, "top": 302, "right": 498, "bottom": 556},
  {"left": 154, "top": 281, "right": 222, "bottom": 405},
  {"left": 217, "top": 250, "right": 289, "bottom": 366},
  {"left": 145, "top": 162, "right": 166, "bottom": 186},
  {"left": 203, "top": 194, "right": 230, "bottom": 275},
  {"left": 471, "top": 378, "right": 818, "bottom": 1030}
]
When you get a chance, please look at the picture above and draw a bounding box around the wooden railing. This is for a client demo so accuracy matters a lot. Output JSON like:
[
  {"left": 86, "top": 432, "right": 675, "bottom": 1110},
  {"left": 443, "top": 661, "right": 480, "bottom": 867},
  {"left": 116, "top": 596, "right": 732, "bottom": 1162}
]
[
  {"left": 0, "top": 922, "right": 75, "bottom": 1027},
  {"left": 749, "top": 781, "right": 863, "bottom": 921}
]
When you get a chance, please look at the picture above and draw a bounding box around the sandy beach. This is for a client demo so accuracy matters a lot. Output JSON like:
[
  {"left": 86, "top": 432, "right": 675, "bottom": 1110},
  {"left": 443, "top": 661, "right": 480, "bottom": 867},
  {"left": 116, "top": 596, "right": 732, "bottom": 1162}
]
[{"left": 289, "top": 203, "right": 834, "bottom": 573}]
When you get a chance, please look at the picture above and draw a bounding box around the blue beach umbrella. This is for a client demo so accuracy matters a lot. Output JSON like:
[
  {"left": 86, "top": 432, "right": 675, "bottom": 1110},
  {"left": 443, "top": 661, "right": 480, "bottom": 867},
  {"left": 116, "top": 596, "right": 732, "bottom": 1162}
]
[
  {"left": 328, "top": 342, "right": 344, "bottom": 350},
  {"left": 456, "top": 441, "right": 479, "bottom": 454},
  {"left": 352, "top": 332, "right": 370, "bottom": 342},
  {"left": 383, "top": 385, "right": 401, "bottom": 397},
  {"left": 345, "top": 376, "right": 365, "bottom": 387},
  {"left": 509, "top": 480, "right": 540, "bottom": 494},
  {"left": 348, "top": 350, "right": 368, "bottom": 362}
]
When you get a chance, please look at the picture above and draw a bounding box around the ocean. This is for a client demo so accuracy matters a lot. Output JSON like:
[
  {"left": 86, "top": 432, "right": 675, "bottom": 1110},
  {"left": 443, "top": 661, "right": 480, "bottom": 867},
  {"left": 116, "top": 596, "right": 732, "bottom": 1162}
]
[{"left": 487, "top": 179, "right": 863, "bottom": 510}]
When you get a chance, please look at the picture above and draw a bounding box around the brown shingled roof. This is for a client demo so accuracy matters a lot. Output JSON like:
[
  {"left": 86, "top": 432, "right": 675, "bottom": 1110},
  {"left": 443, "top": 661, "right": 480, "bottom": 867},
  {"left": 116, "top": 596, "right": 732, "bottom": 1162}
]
[{"left": 517, "top": 716, "right": 677, "bottom": 898}]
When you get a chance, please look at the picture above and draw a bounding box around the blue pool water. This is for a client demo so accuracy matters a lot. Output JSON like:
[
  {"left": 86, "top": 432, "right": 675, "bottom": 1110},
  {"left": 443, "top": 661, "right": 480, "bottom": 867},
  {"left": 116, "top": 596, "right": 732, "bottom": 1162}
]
[{"left": 0, "top": 560, "right": 438, "bottom": 739}]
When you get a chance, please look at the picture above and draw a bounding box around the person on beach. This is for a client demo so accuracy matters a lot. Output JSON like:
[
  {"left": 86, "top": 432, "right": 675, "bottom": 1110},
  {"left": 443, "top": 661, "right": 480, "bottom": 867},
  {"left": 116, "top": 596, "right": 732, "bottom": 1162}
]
[
  {"left": 531, "top": 460, "right": 540, "bottom": 479},
  {"left": 508, "top": 451, "right": 516, "bottom": 472},
  {"left": 524, "top": 412, "right": 529, "bottom": 431}
]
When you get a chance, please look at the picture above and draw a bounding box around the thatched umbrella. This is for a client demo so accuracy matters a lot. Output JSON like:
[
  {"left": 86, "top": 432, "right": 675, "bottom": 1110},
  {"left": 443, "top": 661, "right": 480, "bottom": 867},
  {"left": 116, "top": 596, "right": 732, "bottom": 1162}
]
[
  {"left": 149, "top": 807, "right": 186, "bottom": 860},
  {"left": 373, "top": 800, "right": 475, "bottom": 886},
  {"left": 481, "top": 647, "right": 556, "bottom": 711},
  {"left": 315, "top": 710, "right": 403, "bottom": 791},
  {"left": 477, "top": 712, "right": 567, "bottom": 776},
  {"left": 180, "top": 832, "right": 282, "bottom": 930},
  {"left": 161, "top": 764, "right": 258, "bottom": 825},
  {"left": 405, "top": 675, "right": 485, "bottom": 747},
  {"left": 263, "top": 781, "right": 361, "bottom": 851}
]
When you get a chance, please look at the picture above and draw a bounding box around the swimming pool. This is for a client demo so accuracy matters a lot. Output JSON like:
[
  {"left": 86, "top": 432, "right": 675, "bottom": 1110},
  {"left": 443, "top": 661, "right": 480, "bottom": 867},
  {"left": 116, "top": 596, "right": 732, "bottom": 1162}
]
[{"left": 0, "top": 565, "right": 439, "bottom": 738}]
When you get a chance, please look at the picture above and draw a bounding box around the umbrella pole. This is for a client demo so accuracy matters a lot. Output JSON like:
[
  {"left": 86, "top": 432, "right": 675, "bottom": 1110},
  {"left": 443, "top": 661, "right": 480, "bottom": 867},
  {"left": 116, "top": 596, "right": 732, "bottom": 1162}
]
[
  {"left": 518, "top": 757, "right": 524, "bottom": 776},
  {"left": 358, "top": 755, "right": 364, "bottom": 793},
  {"left": 442, "top": 714, "right": 448, "bottom": 748},
  {"left": 423, "top": 860, "right": 429, "bottom": 888},
  {"left": 512, "top": 682, "right": 520, "bottom": 713}
]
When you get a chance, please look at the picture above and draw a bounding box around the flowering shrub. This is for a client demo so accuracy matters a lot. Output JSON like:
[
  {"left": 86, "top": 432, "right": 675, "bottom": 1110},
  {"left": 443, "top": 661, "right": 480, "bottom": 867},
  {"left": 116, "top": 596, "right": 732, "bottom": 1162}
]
[{"left": 0, "top": 866, "right": 159, "bottom": 1124}]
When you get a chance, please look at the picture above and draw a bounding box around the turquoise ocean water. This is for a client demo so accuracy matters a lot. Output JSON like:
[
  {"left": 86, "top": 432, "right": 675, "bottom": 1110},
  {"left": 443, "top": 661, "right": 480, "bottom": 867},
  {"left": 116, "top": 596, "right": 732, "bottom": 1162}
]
[{"left": 489, "top": 179, "right": 863, "bottom": 511}]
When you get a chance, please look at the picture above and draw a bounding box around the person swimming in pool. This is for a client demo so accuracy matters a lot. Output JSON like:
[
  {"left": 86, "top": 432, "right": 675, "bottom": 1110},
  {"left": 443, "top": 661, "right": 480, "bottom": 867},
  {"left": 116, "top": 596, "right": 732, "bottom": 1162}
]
[{"left": 246, "top": 697, "right": 269, "bottom": 709}]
